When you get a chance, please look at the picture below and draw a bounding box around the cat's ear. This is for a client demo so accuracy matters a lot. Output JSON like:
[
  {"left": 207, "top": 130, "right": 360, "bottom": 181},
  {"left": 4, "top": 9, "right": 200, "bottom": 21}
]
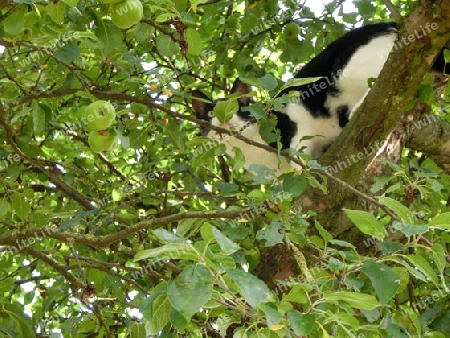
[
  {"left": 231, "top": 79, "right": 252, "bottom": 106},
  {"left": 192, "top": 90, "right": 211, "bottom": 119}
]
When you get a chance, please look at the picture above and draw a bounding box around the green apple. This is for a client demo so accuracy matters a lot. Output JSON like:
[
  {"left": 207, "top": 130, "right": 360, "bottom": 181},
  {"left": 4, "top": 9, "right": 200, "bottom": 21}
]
[
  {"left": 88, "top": 130, "right": 119, "bottom": 153},
  {"left": 110, "top": 0, "right": 143, "bottom": 29},
  {"left": 82, "top": 100, "right": 116, "bottom": 131},
  {"left": 284, "top": 23, "right": 300, "bottom": 40}
]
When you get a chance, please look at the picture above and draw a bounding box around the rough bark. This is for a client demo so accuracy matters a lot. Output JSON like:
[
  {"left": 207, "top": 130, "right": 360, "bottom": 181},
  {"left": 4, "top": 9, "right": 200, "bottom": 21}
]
[
  {"left": 256, "top": 1, "right": 450, "bottom": 284},
  {"left": 302, "top": 0, "right": 450, "bottom": 249},
  {"left": 407, "top": 113, "right": 450, "bottom": 173}
]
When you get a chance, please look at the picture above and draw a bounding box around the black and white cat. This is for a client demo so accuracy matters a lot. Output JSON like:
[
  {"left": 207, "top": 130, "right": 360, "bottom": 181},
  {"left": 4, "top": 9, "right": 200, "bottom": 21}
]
[{"left": 192, "top": 23, "right": 448, "bottom": 174}]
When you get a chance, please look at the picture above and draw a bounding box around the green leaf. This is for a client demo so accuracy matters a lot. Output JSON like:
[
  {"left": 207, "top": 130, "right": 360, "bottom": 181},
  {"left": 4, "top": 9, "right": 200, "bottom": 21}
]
[
  {"left": 167, "top": 264, "right": 213, "bottom": 319},
  {"left": 258, "top": 117, "right": 278, "bottom": 144},
  {"left": 32, "top": 101, "right": 46, "bottom": 136},
  {"left": 134, "top": 243, "right": 201, "bottom": 262},
  {"left": 0, "top": 199, "right": 10, "bottom": 218},
  {"left": 185, "top": 28, "right": 203, "bottom": 55},
  {"left": 134, "top": 23, "right": 154, "bottom": 44},
  {"left": 46, "top": 1, "right": 65, "bottom": 24},
  {"left": 361, "top": 260, "right": 400, "bottom": 304},
  {"left": 264, "top": 303, "right": 282, "bottom": 329},
  {"left": 216, "top": 313, "right": 241, "bottom": 336},
  {"left": 215, "top": 181, "right": 239, "bottom": 193},
  {"left": 404, "top": 254, "right": 439, "bottom": 286},
  {"left": 4, "top": 304, "right": 35, "bottom": 338},
  {"left": 12, "top": 192, "right": 31, "bottom": 220},
  {"left": 155, "top": 34, "right": 180, "bottom": 58},
  {"left": 139, "top": 287, "right": 165, "bottom": 318},
  {"left": 189, "top": 0, "right": 209, "bottom": 12},
  {"left": 282, "top": 284, "right": 311, "bottom": 304},
  {"left": 226, "top": 268, "right": 270, "bottom": 308},
  {"left": 152, "top": 228, "right": 184, "bottom": 243},
  {"left": 200, "top": 222, "right": 215, "bottom": 243},
  {"left": 94, "top": 20, "right": 123, "bottom": 57},
  {"left": 62, "top": 0, "right": 79, "bottom": 6},
  {"left": 286, "top": 310, "right": 315, "bottom": 336},
  {"left": 165, "top": 119, "right": 186, "bottom": 151},
  {"left": 343, "top": 209, "right": 385, "bottom": 240},
  {"left": 3, "top": 7, "right": 25, "bottom": 36},
  {"left": 378, "top": 196, "right": 415, "bottom": 224},
  {"left": 256, "top": 220, "right": 284, "bottom": 247},
  {"left": 314, "top": 220, "right": 333, "bottom": 243},
  {"left": 247, "top": 189, "right": 270, "bottom": 201},
  {"left": 192, "top": 142, "right": 225, "bottom": 167},
  {"left": 242, "top": 103, "right": 265, "bottom": 119},
  {"left": 145, "top": 293, "right": 171, "bottom": 335},
  {"left": 212, "top": 226, "right": 240, "bottom": 254},
  {"left": 282, "top": 174, "right": 307, "bottom": 197},
  {"left": 128, "top": 129, "right": 148, "bottom": 148},
  {"left": 443, "top": 49, "right": 450, "bottom": 63},
  {"left": 338, "top": 312, "right": 361, "bottom": 330},
  {"left": 354, "top": 0, "right": 376, "bottom": 15},
  {"left": 170, "top": 307, "right": 187, "bottom": 332},
  {"left": 0, "top": 279, "right": 15, "bottom": 293},
  {"left": 242, "top": 74, "right": 278, "bottom": 91},
  {"left": 392, "top": 221, "right": 428, "bottom": 236},
  {"left": 418, "top": 83, "right": 435, "bottom": 104},
  {"left": 155, "top": 12, "right": 176, "bottom": 22},
  {"left": 176, "top": 218, "right": 205, "bottom": 238},
  {"left": 431, "top": 243, "right": 446, "bottom": 273},
  {"left": 248, "top": 164, "right": 277, "bottom": 183},
  {"left": 54, "top": 41, "right": 80, "bottom": 63},
  {"left": 322, "top": 291, "right": 380, "bottom": 310},
  {"left": 213, "top": 99, "right": 239, "bottom": 123},
  {"left": 275, "top": 77, "right": 323, "bottom": 97},
  {"left": 391, "top": 267, "right": 410, "bottom": 294},
  {"left": 129, "top": 322, "right": 147, "bottom": 338},
  {"left": 429, "top": 212, "right": 450, "bottom": 230},
  {"left": 304, "top": 170, "right": 327, "bottom": 193}
]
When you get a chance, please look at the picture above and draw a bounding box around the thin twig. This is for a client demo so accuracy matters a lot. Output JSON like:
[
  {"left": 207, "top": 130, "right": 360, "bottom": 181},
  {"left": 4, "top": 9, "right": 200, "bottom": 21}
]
[{"left": 381, "top": 0, "right": 402, "bottom": 22}]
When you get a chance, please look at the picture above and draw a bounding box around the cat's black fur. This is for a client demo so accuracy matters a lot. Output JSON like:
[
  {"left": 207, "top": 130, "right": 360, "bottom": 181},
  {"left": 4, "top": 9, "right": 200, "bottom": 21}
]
[
  {"left": 280, "top": 23, "right": 397, "bottom": 123},
  {"left": 192, "top": 22, "right": 449, "bottom": 173}
]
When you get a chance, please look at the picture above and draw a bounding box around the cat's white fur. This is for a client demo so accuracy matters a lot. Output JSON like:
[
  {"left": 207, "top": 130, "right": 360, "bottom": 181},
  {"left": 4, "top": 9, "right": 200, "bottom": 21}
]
[{"left": 207, "top": 33, "right": 398, "bottom": 174}]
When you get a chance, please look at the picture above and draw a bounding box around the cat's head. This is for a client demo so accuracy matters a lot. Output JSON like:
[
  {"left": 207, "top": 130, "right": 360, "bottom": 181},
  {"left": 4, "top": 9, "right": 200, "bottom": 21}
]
[{"left": 192, "top": 79, "right": 253, "bottom": 136}]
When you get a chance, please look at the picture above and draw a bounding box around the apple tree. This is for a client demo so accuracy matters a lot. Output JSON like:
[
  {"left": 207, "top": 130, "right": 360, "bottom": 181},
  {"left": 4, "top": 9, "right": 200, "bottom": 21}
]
[{"left": 0, "top": 0, "right": 450, "bottom": 337}]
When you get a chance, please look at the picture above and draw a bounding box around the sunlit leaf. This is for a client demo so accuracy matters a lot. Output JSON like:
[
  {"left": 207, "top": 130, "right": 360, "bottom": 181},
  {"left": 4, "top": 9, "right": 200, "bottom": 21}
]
[
  {"left": 226, "top": 268, "right": 270, "bottom": 308},
  {"left": 167, "top": 264, "right": 213, "bottom": 319}
]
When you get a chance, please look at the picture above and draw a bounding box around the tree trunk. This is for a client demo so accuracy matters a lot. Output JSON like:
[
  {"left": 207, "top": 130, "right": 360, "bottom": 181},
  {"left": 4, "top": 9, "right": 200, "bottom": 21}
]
[
  {"left": 308, "top": 0, "right": 450, "bottom": 248},
  {"left": 255, "top": 0, "right": 450, "bottom": 284}
]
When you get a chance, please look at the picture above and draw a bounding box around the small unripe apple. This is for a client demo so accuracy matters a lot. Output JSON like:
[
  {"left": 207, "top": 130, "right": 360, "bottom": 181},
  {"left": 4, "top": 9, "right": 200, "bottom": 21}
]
[
  {"left": 110, "top": 0, "right": 143, "bottom": 29},
  {"left": 284, "top": 23, "right": 300, "bottom": 40},
  {"left": 82, "top": 100, "right": 116, "bottom": 131},
  {"left": 88, "top": 130, "right": 119, "bottom": 153}
]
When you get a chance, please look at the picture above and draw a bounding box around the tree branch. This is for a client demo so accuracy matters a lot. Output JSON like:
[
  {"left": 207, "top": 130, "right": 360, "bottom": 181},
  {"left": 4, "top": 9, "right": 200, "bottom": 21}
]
[
  {"left": 0, "top": 104, "right": 95, "bottom": 210},
  {"left": 381, "top": 0, "right": 402, "bottom": 22},
  {"left": 303, "top": 0, "right": 450, "bottom": 245},
  {"left": 0, "top": 209, "right": 246, "bottom": 249},
  {"left": 20, "top": 247, "right": 85, "bottom": 291},
  {"left": 321, "top": 1, "right": 450, "bottom": 182},
  {"left": 406, "top": 113, "right": 450, "bottom": 173}
]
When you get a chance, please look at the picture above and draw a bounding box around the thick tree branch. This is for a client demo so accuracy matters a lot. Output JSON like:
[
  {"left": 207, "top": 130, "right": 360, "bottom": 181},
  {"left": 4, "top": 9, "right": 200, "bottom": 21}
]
[
  {"left": 299, "top": 0, "right": 450, "bottom": 245},
  {"left": 321, "top": 0, "right": 450, "bottom": 182},
  {"left": 20, "top": 247, "right": 85, "bottom": 291},
  {"left": 407, "top": 114, "right": 450, "bottom": 172},
  {"left": 0, "top": 209, "right": 246, "bottom": 249}
]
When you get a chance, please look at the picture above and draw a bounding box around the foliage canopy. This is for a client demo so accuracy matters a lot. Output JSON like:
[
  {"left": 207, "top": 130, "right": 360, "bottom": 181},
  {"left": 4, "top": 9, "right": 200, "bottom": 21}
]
[{"left": 0, "top": 0, "right": 449, "bottom": 337}]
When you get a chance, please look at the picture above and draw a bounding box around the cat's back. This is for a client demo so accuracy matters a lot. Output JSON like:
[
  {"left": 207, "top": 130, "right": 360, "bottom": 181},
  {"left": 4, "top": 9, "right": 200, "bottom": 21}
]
[{"left": 295, "top": 22, "right": 398, "bottom": 79}]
